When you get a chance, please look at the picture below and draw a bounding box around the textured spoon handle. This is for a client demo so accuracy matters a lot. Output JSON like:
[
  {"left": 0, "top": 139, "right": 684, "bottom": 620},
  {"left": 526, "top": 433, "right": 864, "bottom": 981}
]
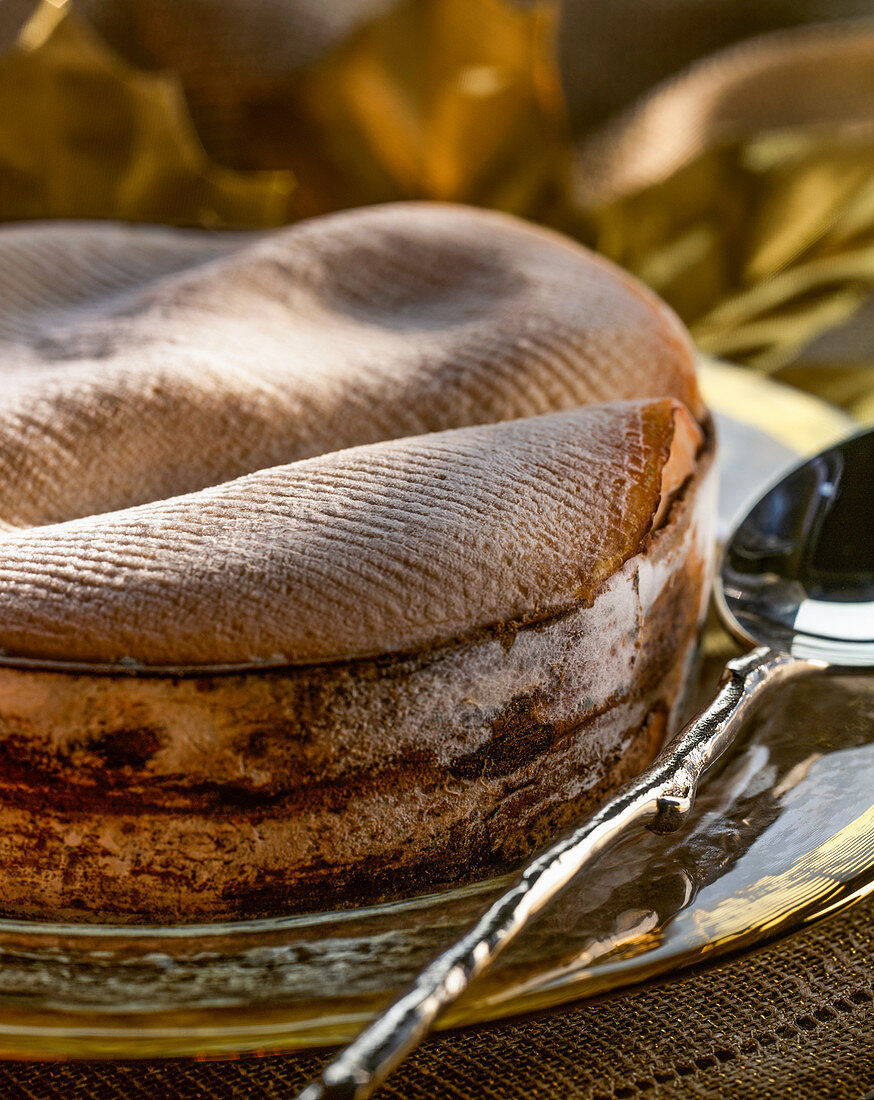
[{"left": 298, "top": 645, "right": 821, "bottom": 1100}]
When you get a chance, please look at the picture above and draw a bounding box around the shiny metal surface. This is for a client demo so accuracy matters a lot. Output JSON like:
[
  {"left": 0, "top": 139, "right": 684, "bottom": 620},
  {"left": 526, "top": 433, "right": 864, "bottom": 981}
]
[
  {"left": 300, "top": 427, "right": 874, "bottom": 1100},
  {"left": 720, "top": 428, "right": 874, "bottom": 667}
]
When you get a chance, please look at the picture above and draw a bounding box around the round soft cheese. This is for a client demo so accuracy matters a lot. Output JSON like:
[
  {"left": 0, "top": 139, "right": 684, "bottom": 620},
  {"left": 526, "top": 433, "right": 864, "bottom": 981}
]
[{"left": 0, "top": 203, "right": 716, "bottom": 920}]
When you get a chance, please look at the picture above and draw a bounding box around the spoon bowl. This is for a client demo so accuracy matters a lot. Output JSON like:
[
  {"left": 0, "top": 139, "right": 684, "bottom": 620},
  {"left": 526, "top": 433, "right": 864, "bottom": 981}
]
[{"left": 719, "top": 427, "right": 874, "bottom": 667}]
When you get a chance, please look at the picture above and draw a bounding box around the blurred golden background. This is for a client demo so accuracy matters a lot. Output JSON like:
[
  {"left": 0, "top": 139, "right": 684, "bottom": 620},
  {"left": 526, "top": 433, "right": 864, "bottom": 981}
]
[{"left": 1, "top": 0, "right": 873, "bottom": 419}]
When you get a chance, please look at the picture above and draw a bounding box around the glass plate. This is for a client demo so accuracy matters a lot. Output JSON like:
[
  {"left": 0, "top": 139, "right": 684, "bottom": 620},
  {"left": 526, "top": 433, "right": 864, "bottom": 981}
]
[{"left": 0, "top": 372, "right": 869, "bottom": 1060}]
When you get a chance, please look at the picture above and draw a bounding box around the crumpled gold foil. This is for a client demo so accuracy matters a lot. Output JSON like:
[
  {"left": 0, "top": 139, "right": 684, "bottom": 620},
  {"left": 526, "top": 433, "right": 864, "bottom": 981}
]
[
  {"left": 0, "top": 0, "right": 295, "bottom": 227},
  {"left": 589, "top": 130, "right": 874, "bottom": 423},
  {"left": 266, "top": 0, "right": 569, "bottom": 222},
  {"left": 1, "top": 0, "right": 873, "bottom": 422}
]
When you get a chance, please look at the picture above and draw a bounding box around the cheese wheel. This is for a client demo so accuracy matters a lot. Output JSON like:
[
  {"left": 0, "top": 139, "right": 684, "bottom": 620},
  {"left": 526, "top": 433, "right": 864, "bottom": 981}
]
[{"left": 0, "top": 203, "right": 715, "bottom": 920}]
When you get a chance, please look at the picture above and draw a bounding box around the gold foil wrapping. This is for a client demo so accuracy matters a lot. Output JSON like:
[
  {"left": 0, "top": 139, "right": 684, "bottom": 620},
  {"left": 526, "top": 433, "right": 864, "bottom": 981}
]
[{"left": 1, "top": 0, "right": 872, "bottom": 420}]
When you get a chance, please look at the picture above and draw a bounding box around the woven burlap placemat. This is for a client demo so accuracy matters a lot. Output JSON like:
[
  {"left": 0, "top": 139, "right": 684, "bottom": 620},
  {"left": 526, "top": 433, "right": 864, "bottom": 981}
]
[{"left": 2, "top": 892, "right": 871, "bottom": 1099}]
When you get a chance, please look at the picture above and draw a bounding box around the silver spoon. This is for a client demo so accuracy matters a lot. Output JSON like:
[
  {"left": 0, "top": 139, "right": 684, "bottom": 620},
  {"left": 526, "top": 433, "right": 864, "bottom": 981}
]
[{"left": 299, "top": 426, "right": 874, "bottom": 1100}]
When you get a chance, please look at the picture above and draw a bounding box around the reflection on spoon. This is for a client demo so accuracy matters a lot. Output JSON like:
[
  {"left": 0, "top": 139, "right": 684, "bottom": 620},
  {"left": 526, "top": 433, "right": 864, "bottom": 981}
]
[{"left": 721, "top": 429, "right": 874, "bottom": 665}]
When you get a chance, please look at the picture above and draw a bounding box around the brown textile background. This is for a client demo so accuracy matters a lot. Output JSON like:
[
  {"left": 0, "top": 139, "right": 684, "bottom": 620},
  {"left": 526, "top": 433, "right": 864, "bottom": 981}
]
[{"left": 0, "top": 892, "right": 871, "bottom": 1098}]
